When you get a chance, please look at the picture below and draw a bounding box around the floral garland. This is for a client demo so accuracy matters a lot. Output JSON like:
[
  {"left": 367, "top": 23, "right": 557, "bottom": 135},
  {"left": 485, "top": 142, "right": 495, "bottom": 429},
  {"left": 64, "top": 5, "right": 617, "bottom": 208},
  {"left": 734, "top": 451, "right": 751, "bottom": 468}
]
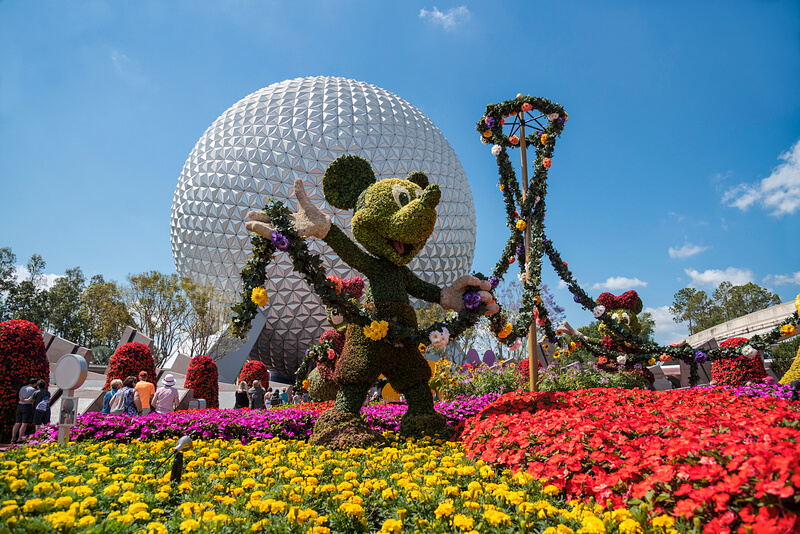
[
  {"left": 231, "top": 199, "right": 493, "bottom": 355},
  {"left": 476, "top": 95, "right": 800, "bottom": 385}
]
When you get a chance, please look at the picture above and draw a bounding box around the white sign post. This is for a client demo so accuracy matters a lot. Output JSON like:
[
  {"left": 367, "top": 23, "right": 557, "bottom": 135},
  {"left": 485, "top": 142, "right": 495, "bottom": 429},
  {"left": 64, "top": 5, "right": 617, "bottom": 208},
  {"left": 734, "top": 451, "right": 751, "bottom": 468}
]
[{"left": 54, "top": 354, "right": 88, "bottom": 446}]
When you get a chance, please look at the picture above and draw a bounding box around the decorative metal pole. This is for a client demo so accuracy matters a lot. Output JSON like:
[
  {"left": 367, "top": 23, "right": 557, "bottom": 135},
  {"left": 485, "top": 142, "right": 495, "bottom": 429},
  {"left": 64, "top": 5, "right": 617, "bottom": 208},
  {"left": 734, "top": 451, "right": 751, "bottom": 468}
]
[{"left": 517, "top": 95, "right": 538, "bottom": 392}]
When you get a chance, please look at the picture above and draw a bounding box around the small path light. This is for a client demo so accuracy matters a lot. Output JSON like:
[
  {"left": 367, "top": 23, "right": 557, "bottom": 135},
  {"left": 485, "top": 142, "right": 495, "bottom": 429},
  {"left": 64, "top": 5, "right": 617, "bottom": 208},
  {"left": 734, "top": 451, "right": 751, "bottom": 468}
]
[{"left": 156, "top": 436, "right": 193, "bottom": 483}]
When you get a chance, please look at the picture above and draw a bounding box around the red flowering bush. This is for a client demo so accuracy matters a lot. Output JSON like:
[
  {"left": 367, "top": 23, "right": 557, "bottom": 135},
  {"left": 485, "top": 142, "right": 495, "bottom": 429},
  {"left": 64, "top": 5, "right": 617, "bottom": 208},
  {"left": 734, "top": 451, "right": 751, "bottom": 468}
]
[
  {"left": 0, "top": 320, "right": 49, "bottom": 438},
  {"left": 184, "top": 354, "right": 219, "bottom": 409},
  {"left": 712, "top": 337, "right": 767, "bottom": 386},
  {"left": 459, "top": 388, "right": 800, "bottom": 532},
  {"left": 103, "top": 342, "right": 156, "bottom": 391},
  {"left": 238, "top": 360, "right": 270, "bottom": 389}
]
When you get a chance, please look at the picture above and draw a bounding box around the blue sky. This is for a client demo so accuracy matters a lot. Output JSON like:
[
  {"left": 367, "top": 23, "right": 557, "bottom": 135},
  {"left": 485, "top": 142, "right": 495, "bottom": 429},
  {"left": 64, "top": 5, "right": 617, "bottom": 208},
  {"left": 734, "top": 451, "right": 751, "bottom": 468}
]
[{"left": 1, "top": 1, "right": 798, "bottom": 344}]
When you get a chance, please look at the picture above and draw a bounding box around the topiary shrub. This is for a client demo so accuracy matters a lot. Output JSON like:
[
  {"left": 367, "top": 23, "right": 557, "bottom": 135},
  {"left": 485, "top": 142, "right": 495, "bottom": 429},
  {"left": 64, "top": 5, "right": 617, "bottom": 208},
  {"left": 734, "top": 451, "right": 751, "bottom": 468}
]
[
  {"left": 184, "top": 354, "right": 219, "bottom": 409},
  {"left": 103, "top": 342, "right": 156, "bottom": 391},
  {"left": 0, "top": 320, "right": 49, "bottom": 439},
  {"left": 238, "top": 360, "right": 270, "bottom": 390},
  {"left": 712, "top": 337, "right": 767, "bottom": 386}
]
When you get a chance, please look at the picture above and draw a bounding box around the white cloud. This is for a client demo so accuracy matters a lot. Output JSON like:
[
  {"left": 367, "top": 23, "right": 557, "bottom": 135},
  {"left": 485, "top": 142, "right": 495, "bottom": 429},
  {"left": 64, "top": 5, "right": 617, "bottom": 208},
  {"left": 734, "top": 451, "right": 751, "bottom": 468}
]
[
  {"left": 419, "top": 6, "right": 469, "bottom": 29},
  {"left": 668, "top": 242, "right": 711, "bottom": 259},
  {"left": 13, "top": 266, "right": 60, "bottom": 290},
  {"left": 763, "top": 272, "right": 800, "bottom": 286},
  {"left": 722, "top": 139, "right": 800, "bottom": 216},
  {"left": 557, "top": 280, "right": 567, "bottom": 289},
  {"left": 685, "top": 267, "right": 753, "bottom": 288},
  {"left": 591, "top": 276, "right": 647, "bottom": 291},
  {"left": 109, "top": 48, "right": 150, "bottom": 87},
  {"left": 645, "top": 305, "right": 688, "bottom": 345}
]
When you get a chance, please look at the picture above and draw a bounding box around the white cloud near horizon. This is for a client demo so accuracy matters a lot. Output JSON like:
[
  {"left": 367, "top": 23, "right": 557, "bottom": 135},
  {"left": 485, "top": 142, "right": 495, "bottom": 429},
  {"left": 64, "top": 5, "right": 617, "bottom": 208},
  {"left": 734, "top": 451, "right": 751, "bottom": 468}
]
[
  {"left": 668, "top": 242, "right": 711, "bottom": 259},
  {"left": 419, "top": 6, "right": 469, "bottom": 29},
  {"left": 722, "top": 138, "right": 800, "bottom": 216},
  {"left": 13, "top": 266, "right": 60, "bottom": 290},
  {"left": 591, "top": 276, "right": 647, "bottom": 291},
  {"left": 685, "top": 267, "right": 754, "bottom": 288},
  {"left": 764, "top": 272, "right": 800, "bottom": 286},
  {"left": 645, "top": 305, "right": 688, "bottom": 345}
]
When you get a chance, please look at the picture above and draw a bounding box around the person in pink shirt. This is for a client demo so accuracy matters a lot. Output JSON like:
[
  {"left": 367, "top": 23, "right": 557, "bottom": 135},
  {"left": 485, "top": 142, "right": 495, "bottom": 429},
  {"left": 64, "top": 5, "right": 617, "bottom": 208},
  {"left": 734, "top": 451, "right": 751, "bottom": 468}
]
[{"left": 152, "top": 374, "right": 180, "bottom": 414}]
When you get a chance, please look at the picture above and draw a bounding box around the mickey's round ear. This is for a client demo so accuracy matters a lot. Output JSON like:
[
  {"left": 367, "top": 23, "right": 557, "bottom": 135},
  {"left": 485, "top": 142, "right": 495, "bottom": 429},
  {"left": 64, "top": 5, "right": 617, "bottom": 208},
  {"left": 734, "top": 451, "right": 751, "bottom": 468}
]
[
  {"left": 405, "top": 171, "right": 429, "bottom": 190},
  {"left": 323, "top": 155, "right": 376, "bottom": 210}
]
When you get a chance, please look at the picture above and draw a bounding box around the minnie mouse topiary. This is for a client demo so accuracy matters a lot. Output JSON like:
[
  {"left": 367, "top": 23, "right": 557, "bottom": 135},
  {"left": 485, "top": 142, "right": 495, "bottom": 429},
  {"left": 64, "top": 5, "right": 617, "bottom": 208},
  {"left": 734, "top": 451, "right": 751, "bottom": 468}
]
[{"left": 585, "top": 290, "right": 655, "bottom": 385}]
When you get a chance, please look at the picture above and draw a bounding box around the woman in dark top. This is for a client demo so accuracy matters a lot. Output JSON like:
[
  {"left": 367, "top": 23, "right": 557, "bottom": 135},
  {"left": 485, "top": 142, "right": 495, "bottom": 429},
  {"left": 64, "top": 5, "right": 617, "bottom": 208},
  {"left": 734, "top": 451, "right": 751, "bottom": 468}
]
[
  {"left": 248, "top": 380, "right": 266, "bottom": 409},
  {"left": 32, "top": 380, "right": 51, "bottom": 430},
  {"left": 234, "top": 381, "right": 249, "bottom": 409},
  {"left": 269, "top": 389, "right": 282, "bottom": 407}
]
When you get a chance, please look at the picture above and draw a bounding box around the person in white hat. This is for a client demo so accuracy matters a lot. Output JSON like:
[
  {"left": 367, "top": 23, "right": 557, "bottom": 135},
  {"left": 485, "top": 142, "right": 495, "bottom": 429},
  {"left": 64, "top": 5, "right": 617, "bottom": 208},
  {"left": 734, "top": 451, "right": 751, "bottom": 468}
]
[{"left": 152, "top": 374, "right": 180, "bottom": 414}]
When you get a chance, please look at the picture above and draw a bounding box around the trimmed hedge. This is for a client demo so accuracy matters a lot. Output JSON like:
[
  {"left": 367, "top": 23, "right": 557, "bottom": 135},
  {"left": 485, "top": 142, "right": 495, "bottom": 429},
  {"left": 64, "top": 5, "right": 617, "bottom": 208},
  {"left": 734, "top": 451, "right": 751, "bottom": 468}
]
[
  {"left": 184, "top": 354, "right": 219, "bottom": 409},
  {"left": 103, "top": 342, "right": 156, "bottom": 391},
  {"left": 0, "top": 320, "right": 49, "bottom": 438}
]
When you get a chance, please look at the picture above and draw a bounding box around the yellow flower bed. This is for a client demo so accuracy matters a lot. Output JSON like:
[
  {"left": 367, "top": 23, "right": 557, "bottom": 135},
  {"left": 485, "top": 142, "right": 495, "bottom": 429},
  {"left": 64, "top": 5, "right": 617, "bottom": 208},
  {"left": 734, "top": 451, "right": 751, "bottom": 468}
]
[{"left": 0, "top": 436, "right": 668, "bottom": 533}]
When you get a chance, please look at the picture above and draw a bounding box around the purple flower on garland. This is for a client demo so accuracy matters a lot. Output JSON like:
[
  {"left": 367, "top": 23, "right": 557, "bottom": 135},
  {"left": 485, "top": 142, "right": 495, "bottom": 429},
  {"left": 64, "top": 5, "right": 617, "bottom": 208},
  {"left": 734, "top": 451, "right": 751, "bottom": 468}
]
[
  {"left": 536, "top": 130, "right": 544, "bottom": 138},
  {"left": 463, "top": 291, "right": 482, "bottom": 310},
  {"left": 516, "top": 244, "right": 526, "bottom": 256},
  {"left": 542, "top": 237, "right": 548, "bottom": 246},
  {"left": 485, "top": 116, "right": 496, "bottom": 129},
  {"left": 557, "top": 117, "right": 565, "bottom": 125},
  {"left": 271, "top": 231, "right": 290, "bottom": 252},
  {"left": 489, "top": 276, "right": 499, "bottom": 289},
  {"left": 573, "top": 295, "right": 582, "bottom": 303},
  {"left": 695, "top": 351, "right": 708, "bottom": 364}
]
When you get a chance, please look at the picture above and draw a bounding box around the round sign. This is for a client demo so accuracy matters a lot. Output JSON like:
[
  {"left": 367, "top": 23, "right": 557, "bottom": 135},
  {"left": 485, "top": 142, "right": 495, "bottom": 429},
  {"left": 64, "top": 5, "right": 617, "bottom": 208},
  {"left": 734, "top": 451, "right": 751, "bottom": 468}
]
[{"left": 54, "top": 354, "right": 88, "bottom": 390}]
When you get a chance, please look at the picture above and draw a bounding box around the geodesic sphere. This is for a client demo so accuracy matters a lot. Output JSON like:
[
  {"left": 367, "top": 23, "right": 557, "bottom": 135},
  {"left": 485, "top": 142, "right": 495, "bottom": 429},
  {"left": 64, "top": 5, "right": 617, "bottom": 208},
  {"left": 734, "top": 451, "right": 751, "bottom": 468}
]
[{"left": 171, "top": 76, "right": 476, "bottom": 376}]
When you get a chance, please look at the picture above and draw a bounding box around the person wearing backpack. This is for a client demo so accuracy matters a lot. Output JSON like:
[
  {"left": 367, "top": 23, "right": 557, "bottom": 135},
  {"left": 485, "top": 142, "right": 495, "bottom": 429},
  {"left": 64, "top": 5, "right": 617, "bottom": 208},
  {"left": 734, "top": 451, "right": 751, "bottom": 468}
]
[
  {"left": 110, "top": 376, "right": 142, "bottom": 416},
  {"left": 32, "top": 380, "right": 51, "bottom": 431},
  {"left": 102, "top": 379, "right": 123, "bottom": 414}
]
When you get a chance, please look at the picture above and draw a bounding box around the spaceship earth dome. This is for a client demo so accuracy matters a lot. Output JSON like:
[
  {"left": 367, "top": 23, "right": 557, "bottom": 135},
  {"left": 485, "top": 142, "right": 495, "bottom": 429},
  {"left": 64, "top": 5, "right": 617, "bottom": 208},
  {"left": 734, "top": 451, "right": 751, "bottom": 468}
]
[{"left": 171, "top": 76, "right": 476, "bottom": 377}]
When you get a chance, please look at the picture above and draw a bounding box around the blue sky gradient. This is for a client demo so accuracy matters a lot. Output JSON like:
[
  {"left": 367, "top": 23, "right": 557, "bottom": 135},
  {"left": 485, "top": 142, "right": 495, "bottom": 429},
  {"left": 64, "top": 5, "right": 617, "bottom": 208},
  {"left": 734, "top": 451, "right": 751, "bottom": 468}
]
[{"left": 1, "top": 1, "right": 798, "bottom": 343}]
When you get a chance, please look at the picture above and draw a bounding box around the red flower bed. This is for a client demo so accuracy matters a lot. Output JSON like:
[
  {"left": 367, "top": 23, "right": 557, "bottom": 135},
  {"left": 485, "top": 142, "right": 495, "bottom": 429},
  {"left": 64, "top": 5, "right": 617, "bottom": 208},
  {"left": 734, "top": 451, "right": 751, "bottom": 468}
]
[
  {"left": 712, "top": 337, "right": 767, "bottom": 386},
  {"left": 459, "top": 388, "right": 800, "bottom": 533},
  {"left": 0, "top": 320, "right": 49, "bottom": 438},
  {"left": 184, "top": 354, "right": 219, "bottom": 409},
  {"left": 103, "top": 342, "right": 156, "bottom": 391},
  {"left": 238, "top": 360, "right": 270, "bottom": 389}
]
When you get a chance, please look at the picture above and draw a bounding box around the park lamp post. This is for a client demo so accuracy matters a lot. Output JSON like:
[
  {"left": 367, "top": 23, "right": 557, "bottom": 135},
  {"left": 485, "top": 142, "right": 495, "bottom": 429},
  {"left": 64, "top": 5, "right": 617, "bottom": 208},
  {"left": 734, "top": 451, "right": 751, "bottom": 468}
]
[
  {"left": 155, "top": 436, "right": 194, "bottom": 483},
  {"left": 54, "top": 354, "right": 88, "bottom": 446}
]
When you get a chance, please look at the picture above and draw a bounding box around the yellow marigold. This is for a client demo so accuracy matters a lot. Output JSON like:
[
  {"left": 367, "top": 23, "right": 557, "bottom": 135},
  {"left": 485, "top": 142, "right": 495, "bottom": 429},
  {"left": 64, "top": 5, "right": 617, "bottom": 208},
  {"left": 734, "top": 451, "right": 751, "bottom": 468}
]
[
  {"left": 648, "top": 358, "right": 656, "bottom": 366},
  {"left": 9, "top": 480, "right": 26, "bottom": 491},
  {"left": 381, "top": 518, "right": 403, "bottom": 533},
  {"left": 180, "top": 519, "right": 200, "bottom": 532},
  {"left": 363, "top": 320, "right": 389, "bottom": 341},
  {"left": 308, "top": 528, "right": 331, "bottom": 534},
  {"left": 338, "top": 502, "right": 363, "bottom": 517},
  {"left": 619, "top": 518, "right": 643, "bottom": 534},
  {"left": 45, "top": 511, "right": 75, "bottom": 530},
  {"left": 483, "top": 509, "right": 511, "bottom": 526},
  {"left": 782, "top": 324, "right": 796, "bottom": 337},
  {"left": 0, "top": 504, "right": 18, "bottom": 518},
  {"left": 541, "top": 133, "right": 549, "bottom": 145},
  {"left": 145, "top": 522, "right": 169, "bottom": 534},
  {"left": 453, "top": 514, "right": 474, "bottom": 531},
  {"left": 515, "top": 219, "right": 527, "bottom": 231},
  {"left": 543, "top": 484, "right": 560, "bottom": 496},
  {"left": 78, "top": 516, "right": 96, "bottom": 527},
  {"left": 54, "top": 496, "right": 73, "bottom": 509},
  {"left": 435, "top": 501, "right": 455, "bottom": 518},
  {"left": 302, "top": 379, "right": 310, "bottom": 389},
  {"left": 497, "top": 323, "right": 513, "bottom": 339},
  {"left": 577, "top": 515, "right": 606, "bottom": 534},
  {"left": 651, "top": 515, "right": 675, "bottom": 528},
  {"left": 543, "top": 526, "right": 574, "bottom": 534},
  {"left": 38, "top": 471, "right": 55, "bottom": 481},
  {"left": 251, "top": 287, "right": 268, "bottom": 307}
]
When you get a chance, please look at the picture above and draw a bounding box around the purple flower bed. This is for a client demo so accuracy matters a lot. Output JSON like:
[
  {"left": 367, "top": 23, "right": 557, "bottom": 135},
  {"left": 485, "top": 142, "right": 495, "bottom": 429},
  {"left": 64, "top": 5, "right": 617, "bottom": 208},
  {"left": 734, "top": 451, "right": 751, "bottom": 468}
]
[
  {"left": 27, "top": 394, "right": 501, "bottom": 445},
  {"left": 697, "top": 379, "right": 794, "bottom": 400}
]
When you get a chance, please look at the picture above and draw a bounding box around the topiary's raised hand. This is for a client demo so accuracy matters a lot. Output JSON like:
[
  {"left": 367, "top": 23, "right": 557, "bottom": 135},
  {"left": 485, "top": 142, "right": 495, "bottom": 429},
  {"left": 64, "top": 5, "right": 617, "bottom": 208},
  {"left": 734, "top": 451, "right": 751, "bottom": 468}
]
[
  {"left": 440, "top": 275, "right": 499, "bottom": 315},
  {"left": 245, "top": 178, "right": 331, "bottom": 240}
]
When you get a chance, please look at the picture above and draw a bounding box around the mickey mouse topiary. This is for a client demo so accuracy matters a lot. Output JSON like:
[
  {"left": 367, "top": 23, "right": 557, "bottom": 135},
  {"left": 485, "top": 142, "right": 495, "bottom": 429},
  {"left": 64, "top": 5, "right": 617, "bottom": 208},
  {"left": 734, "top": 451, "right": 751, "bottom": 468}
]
[
  {"left": 184, "top": 354, "right": 219, "bottom": 409},
  {"left": 103, "top": 342, "right": 156, "bottom": 391},
  {"left": 0, "top": 320, "right": 49, "bottom": 439},
  {"left": 245, "top": 155, "right": 498, "bottom": 448},
  {"left": 237, "top": 360, "right": 270, "bottom": 390}
]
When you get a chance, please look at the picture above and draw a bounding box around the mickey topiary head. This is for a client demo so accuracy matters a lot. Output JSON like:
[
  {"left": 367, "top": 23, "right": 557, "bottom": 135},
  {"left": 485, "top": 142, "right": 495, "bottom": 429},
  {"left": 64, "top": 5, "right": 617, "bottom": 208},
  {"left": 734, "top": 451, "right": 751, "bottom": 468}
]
[
  {"left": 597, "top": 290, "right": 643, "bottom": 338},
  {"left": 323, "top": 155, "right": 441, "bottom": 266}
]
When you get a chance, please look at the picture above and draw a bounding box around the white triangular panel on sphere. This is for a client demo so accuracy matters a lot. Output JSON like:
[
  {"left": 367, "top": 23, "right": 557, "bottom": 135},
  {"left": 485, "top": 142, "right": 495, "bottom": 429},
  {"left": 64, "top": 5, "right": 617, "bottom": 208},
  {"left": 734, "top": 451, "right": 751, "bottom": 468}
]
[{"left": 170, "top": 76, "right": 476, "bottom": 378}]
